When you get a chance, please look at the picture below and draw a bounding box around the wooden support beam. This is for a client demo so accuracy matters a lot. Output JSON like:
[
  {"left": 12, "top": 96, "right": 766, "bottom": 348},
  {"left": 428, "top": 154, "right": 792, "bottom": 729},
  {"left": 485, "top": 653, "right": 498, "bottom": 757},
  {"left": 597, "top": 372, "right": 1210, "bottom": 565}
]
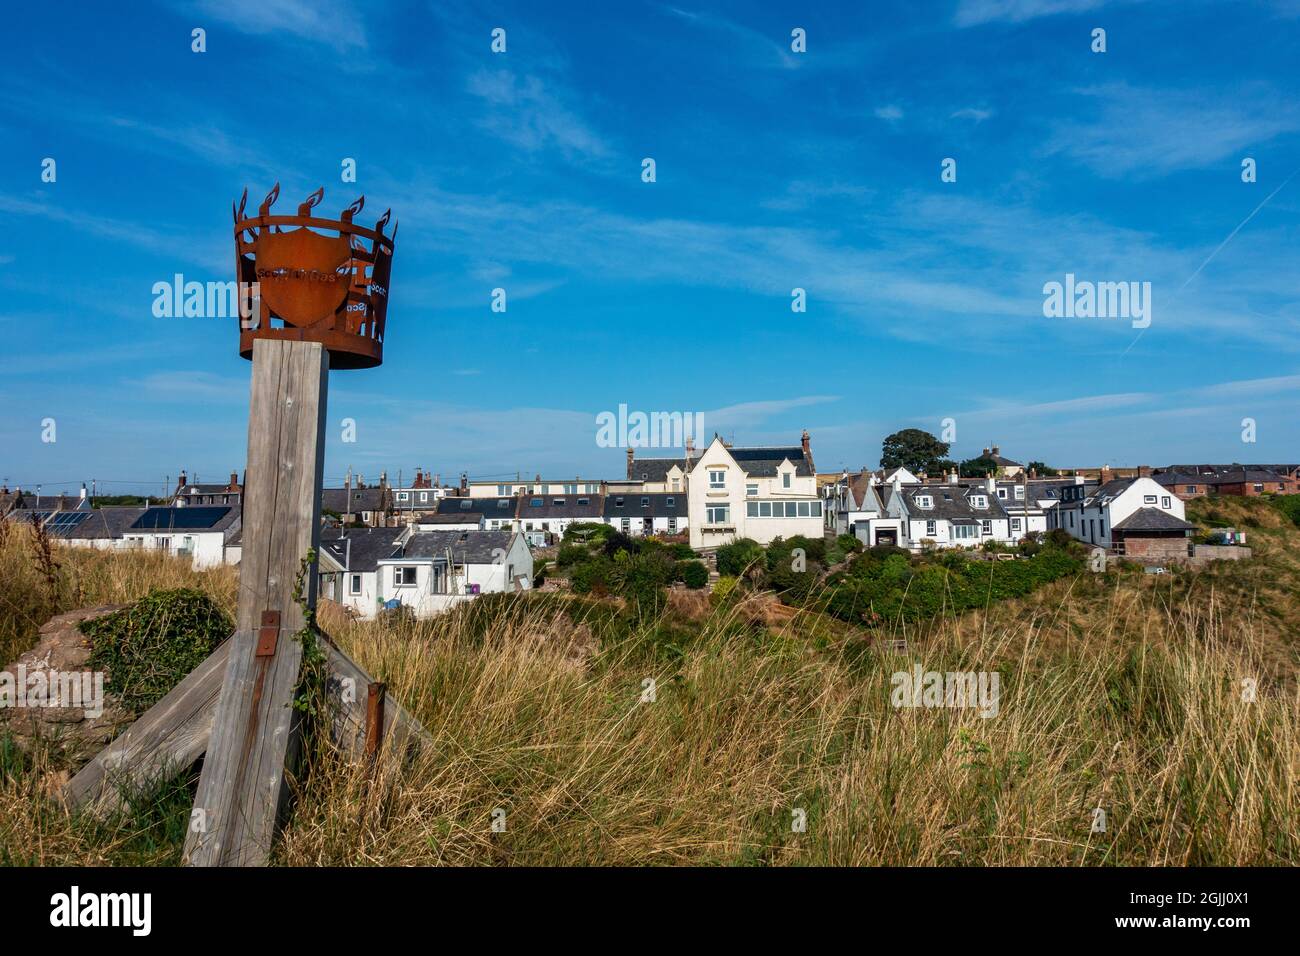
[
  {"left": 62, "top": 640, "right": 230, "bottom": 813},
  {"left": 63, "top": 635, "right": 429, "bottom": 812},
  {"left": 184, "top": 338, "right": 330, "bottom": 867}
]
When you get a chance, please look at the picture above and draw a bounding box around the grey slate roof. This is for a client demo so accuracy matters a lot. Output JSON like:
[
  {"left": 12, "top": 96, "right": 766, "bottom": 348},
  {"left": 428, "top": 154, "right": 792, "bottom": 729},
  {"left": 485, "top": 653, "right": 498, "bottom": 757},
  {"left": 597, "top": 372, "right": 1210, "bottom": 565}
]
[
  {"left": 628, "top": 457, "right": 691, "bottom": 483},
  {"left": 436, "top": 496, "right": 519, "bottom": 519},
  {"left": 1155, "top": 467, "right": 1288, "bottom": 486},
  {"left": 70, "top": 507, "right": 148, "bottom": 540},
  {"left": 319, "top": 528, "right": 406, "bottom": 572},
  {"left": 321, "top": 487, "right": 388, "bottom": 513},
  {"left": 520, "top": 494, "right": 606, "bottom": 519},
  {"left": 603, "top": 492, "right": 687, "bottom": 519},
  {"left": 903, "top": 485, "right": 1008, "bottom": 521},
  {"left": 727, "top": 446, "right": 814, "bottom": 477},
  {"left": 399, "top": 530, "right": 516, "bottom": 564},
  {"left": 1113, "top": 508, "right": 1195, "bottom": 531}
]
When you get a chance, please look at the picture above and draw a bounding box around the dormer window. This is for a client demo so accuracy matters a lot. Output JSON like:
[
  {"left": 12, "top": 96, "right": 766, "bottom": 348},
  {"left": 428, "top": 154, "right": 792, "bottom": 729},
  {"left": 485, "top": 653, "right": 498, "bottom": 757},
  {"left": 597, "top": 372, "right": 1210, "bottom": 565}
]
[
  {"left": 916, "top": 495, "right": 932, "bottom": 509},
  {"left": 640, "top": 497, "right": 650, "bottom": 508},
  {"left": 497, "top": 500, "right": 509, "bottom": 509},
  {"left": 615, "top": 497, "right": 625, "bottom": 506},
  {"left": 972, "top": 496, "right": 987, "bottom": 509},
  {"left": 1014, "top": 486, "right": 1025, "bottom": 500}
]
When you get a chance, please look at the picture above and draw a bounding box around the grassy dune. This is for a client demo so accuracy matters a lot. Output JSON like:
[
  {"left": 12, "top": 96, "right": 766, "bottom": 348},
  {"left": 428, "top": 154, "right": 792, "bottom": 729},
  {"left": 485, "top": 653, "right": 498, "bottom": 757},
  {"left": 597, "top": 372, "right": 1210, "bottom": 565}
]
[{"left": 1, "top": 499, "right": 1296, "bottom": 866}]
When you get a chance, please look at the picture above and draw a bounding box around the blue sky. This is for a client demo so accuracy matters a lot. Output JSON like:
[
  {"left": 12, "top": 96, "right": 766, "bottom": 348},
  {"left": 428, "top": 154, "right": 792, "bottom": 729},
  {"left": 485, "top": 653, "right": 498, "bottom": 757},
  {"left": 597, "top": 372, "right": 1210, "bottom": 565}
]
[{"left": 2, "top": 0, "right": 1299, "bottom": 495}]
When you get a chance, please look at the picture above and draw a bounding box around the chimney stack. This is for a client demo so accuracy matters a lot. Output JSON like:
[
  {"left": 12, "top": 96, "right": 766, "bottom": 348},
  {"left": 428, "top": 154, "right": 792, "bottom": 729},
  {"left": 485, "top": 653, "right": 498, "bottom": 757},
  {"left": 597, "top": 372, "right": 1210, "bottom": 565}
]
[
  {"left": 1100, "top": 464, "right": 1112, "bottom": 483},
  {"left": 801, "top": 429, "right": 814, "bottom": 472},
  {"left": 1137, "top": 465, "right": 1152, "bottom": 478},
  {"left": 626, "top": 447, "right": 635, "bottom": 479},
  {"left": 985, "top": 475, "right": 996, "bottom": 494},
  {"left": 80, "top": 483, "right": 88, "bottom": 501},
  {"left": 229, "top": 471, "right": 239, "bottom": 490},
  {"left": 459, "top": 472, "right": 468, "bottom": 494}
]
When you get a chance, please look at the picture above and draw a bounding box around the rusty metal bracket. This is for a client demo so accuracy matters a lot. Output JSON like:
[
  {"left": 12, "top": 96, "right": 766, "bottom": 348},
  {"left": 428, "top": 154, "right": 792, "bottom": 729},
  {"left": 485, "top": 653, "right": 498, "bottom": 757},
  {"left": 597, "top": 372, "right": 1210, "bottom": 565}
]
[{"left": 255, "top": 610, "right": 280, "bottom": 658}]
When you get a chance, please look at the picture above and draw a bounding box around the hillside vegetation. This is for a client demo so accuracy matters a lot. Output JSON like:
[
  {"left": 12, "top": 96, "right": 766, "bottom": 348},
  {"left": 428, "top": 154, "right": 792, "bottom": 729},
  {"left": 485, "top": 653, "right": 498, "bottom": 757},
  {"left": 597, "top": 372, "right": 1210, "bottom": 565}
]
[{"left": 0, "top": 497, "right": 1295, "bottom": 866}]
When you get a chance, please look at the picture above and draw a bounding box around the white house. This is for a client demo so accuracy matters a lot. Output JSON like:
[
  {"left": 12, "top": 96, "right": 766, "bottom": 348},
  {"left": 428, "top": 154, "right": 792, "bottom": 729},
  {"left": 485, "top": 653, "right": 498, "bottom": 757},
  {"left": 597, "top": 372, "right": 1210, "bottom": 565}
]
[
  {"left": 320, "top": 528, "right": 533, "bottom": 619},
  {"left": 888, "top": 478, "right": 1013, "bottom": 550},
  {"left": 377, "top": 530, "right": 533, "bottom": 618},
  {"left": 517, "top": 493, "right": 606, "bottom": 540},
  {"left": 319, "top": 527, "right": 407, "bottom": 618},
  {"left": 466, "top": 477, "right": 604, "bottom": 498},
  {"left": 119, "top": 506, "right": 241, "bottom": 569},
  {"left": 603, "top": 491, "right": 689, "bottom": 537},
  {"left": 686, "top": 433, "right": 822, "bottom": 549},
  {"left": 1050, "top": 476, "right": 1193, "bottom": 558},
  {"left": 825, "top": 471, "right": 905, "bottom": 547}
]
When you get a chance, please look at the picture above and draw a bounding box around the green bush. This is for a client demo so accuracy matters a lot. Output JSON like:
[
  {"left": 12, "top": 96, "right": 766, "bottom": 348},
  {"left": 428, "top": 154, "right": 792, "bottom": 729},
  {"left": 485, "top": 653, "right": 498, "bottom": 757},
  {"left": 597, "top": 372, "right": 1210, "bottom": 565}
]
[
  {"left": 570, "top": 559, "right": 612, "bottom": 595},
  {"left": 716, "top": 538, "right": 764, "bottom": 576},
  {"left": 1271, "top": 495, "right": 1300, "bottom": 527},
  {"left": 711, "top": 575, "right": 740, "bottom": 604},
  {"left": 556, "top": 544, "right": 589, "bottom": 568},
  {"left": 678, "top": 560, "right": 709, "bottom": 589},
  {"left": 671, "top": 542, "right": 698, "bottom": 559},
  {"left": 81, "top": 588, "right": 233, "bottom": 715},
  {"left": 819, "top": 547, "right": 1082, "bottom": 628},
  {"left": 836, "top": 534, "right": 864, "bottom": 554}
]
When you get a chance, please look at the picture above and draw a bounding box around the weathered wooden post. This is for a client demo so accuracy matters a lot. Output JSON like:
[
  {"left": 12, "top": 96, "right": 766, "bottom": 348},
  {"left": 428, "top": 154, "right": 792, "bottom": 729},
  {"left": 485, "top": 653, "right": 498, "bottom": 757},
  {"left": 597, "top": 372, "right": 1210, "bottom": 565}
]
[{"left": 183, "top": 184, "right": 396, "bottom": 866}]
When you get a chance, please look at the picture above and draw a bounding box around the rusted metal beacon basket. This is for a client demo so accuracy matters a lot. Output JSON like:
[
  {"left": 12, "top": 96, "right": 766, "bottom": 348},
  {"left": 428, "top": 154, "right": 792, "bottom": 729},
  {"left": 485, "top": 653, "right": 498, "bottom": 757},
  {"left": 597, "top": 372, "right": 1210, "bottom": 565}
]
[{"left": 234, "top": 184, "right": 396, "bottom": 369}]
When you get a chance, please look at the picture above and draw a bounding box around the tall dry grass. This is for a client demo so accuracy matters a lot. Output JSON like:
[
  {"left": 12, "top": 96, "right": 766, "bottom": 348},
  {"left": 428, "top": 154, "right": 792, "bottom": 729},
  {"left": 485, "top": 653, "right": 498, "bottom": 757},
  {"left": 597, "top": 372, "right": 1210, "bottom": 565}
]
[
  {"left": 0, "top": 523, "right": 237, "bottom": 666},
  {"left": 0, "top": 518, "right": 1295, "bottom": 866}
]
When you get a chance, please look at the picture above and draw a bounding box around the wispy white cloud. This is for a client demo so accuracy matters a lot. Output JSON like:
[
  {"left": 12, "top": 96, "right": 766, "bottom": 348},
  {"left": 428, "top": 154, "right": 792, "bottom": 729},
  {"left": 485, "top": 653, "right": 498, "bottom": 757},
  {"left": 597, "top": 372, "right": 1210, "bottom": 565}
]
[
  {"left": 466, "top": 70, "right": 610, "bottom": 161},
  {"left": 187, "top": 0, "right": 367, "bottom": 52},
  {"left": 661, "top": 6, "right": 801, "bottom": 69},
  {"left": 954, "top": 0, "right": 1111, "bottom": 27},
  {"left": 951, "top": 107, "right": 994, "bottom": 122},
  {"left": 1044, "top": 82, "right": 1300, "bottom": 178},
  {"left": 874, "top": 104, "right": 904, "bottom": 122}
]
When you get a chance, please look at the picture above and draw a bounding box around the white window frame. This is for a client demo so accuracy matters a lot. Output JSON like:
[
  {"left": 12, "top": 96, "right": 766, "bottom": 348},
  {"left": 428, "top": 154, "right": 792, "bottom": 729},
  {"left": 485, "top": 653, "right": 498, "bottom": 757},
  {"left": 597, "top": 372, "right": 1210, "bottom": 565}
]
[
  {"left": 393, "top": 566, "right": 417, "bottom": 587},
  {"left": 709, "top": 469, "right": 726, "bottom": 489},
  {"left": 349, "top": 573, "right": 362, "bottom": 595}
]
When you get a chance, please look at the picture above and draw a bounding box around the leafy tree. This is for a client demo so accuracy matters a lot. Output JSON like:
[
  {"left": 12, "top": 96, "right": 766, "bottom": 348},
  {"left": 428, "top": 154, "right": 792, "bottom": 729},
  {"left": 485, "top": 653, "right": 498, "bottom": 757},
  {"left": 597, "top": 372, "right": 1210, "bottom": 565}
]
[
  {"left": 959, "top": 455, "right": 999, "bottom": 478},
  {"left": 880, "top": 429, "right": 951, "bottom": 474},
  {"left": 1027, "top": 461, "right": 1058, "bottom": 476}
]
